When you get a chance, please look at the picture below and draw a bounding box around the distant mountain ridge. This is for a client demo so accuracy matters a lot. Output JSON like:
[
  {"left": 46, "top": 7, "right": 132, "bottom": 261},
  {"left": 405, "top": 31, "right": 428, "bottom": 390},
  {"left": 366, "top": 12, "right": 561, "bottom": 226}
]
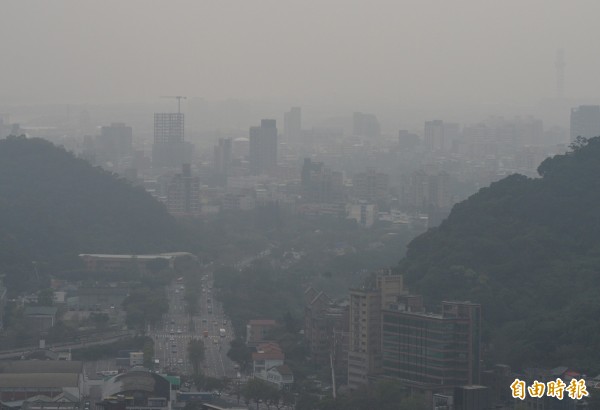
[
  {"left": 0, "top": 136, "right": 189, "bottom": 291},
  {"left": 399, "top": 137, "right": 600, "bottom": 372}
]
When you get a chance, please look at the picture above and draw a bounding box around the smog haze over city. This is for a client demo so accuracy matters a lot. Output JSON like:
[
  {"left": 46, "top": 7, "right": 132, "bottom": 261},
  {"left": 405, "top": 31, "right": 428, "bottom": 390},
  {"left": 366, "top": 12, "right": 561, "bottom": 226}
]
[
  {"left": 2, "top": 2, "right": 600, "bottom": 410},
  {"left": 2, "top": 1, "right": 600, "bottom": 129}
]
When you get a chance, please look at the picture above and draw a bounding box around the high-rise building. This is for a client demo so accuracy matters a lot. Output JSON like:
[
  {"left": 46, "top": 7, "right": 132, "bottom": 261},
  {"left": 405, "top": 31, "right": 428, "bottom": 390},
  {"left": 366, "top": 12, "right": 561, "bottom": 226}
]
[
  {"left": 347, "top": 270, "right": 407, "bottom": 390},
  {"left": 214, "top": 138, "right": 232, "bottom": 186},
  {"left": 404, "top": 170, "right": 452, "bottom": 212},
  {"left": 424, "top": 120, "right": 461, "bottom": 152},
  {"left": 166, "top": 164, "right": 200, "bottom": 217},
  {"left": 353, "top": 112, "right": 380, "bottom": 138},
  {"left": 0, "top": 114, "right": 10, "bottom": 138},
  {"left": 398, "top": 130, "right": 421, "bottom": 151},
  {"left": 424, "top": 120, "right": 445, "bottom": 151},
  {"left": 249, "top": 119, "right": 278, "bottom": 176},
  {"left": 284, "top": 107, "right": 302, "bottom": 140},
  {"left": 381, "top": 301, "right": 482, "bottom": 389},
  {"left": 570, "top": 105, "right": 600, "bottom": 142},
  {"left": 301, "top": 158, "right": 345, "bottom": 204},
  {"left": 353, "top": 168, "right": 389, "bottom": 202},
  {"left": 152, "top": 113, "right": 186, "bottom": 168},
  {"left": 95, "top": 122, "right": 133, "bottom": 167}
]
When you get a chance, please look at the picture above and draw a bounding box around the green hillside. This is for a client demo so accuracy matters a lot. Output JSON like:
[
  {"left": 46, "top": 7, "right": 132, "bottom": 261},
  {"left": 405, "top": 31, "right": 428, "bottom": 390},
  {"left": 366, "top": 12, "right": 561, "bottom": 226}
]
[
  {"left": 399, "top": 137, "right": 600, "bottom": 372},
  {"left": 0, "top": 136, "right": 189, "bottom": 291}
]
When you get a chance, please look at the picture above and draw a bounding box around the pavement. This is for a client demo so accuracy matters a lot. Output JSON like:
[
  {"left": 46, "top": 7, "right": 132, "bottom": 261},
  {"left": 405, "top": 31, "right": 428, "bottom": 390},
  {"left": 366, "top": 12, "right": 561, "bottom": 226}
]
[{"left": 150, "top": 271, "right": 238, "bottom": 378}]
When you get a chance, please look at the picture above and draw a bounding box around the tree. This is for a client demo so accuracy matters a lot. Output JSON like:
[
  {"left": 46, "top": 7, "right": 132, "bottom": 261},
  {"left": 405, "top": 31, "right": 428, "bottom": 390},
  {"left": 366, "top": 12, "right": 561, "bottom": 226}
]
[
  {"left": 37, "top": 288, "right": 54, "bottom": 306},
  {"left": 187, "top": 339, "right": 205, "bottom": 376},
  {"left": 146, "top": 258, "right": 169, "bottom": 274},
  {"left": 123, "top": 287, "right": 169, "bottom": 330},
  {"left": 243, "top": 378, "right": 274, "bottom": 410},
  {"left": 90, "top": 312, "right": 110, "bottom": 330},
  {"left": 398, "top": 394, "right": 427, "bottom": 410},
  {"left": 227, "top": 338, "right": 252, "bottom": 372}
]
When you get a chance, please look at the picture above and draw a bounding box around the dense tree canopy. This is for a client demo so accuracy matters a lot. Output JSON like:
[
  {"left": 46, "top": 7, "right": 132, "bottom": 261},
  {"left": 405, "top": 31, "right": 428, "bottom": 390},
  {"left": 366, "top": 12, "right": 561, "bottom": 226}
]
[
  {"left": 0, "top": 136, "right": 189, "bottom": 292},
  {"left": 399, "top": 137, "right": 600, "bottom": 372}
]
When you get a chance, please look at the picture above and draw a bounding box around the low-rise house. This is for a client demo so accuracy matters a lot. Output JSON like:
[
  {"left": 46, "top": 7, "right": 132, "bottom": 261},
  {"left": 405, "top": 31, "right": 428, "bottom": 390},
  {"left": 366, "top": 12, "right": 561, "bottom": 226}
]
[
  {"left": 24, "top": 306, "right": 58, "bottom": 331},
  {"left": 252, "top": 343, "right": 284, "bottom": 377},
  {"left": 246, "top": 319, "right": 277, "bottom": 347},
  {"left": 263, "top": 365, "right": 294, "bottom": 390}
]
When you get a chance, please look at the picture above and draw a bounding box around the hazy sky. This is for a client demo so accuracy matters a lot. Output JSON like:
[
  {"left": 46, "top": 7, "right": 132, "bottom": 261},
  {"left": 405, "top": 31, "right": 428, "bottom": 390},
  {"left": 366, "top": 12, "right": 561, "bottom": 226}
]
[{"left": 2, "top": 1, "right": 600, "bottom": 113}]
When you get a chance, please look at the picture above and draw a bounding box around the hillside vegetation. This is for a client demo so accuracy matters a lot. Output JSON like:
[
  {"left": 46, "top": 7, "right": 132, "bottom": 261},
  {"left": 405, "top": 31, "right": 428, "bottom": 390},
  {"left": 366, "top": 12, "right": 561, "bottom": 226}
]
[
  {"left": 0, "top": 136, "right": 189, "bottom": 291},
  {"left": 399, "top": 137, "right": 600, "bottom": 372}
]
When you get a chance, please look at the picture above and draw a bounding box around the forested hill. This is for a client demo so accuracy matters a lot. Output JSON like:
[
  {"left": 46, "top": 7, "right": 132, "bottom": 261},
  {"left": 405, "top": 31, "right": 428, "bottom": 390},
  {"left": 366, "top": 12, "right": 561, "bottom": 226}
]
[
  {"left": 399, "top": 137, "right": 600, "bottom": 372},
  {"left": 0, "top": 136, "right": 189, "bottom": 291}
]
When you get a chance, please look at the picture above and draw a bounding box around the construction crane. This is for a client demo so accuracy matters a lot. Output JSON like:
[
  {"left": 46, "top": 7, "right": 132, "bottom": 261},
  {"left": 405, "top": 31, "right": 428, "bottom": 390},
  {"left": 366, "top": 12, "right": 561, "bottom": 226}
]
[{"left": 159, "top": 96, "right": 187, "bottom": 114}]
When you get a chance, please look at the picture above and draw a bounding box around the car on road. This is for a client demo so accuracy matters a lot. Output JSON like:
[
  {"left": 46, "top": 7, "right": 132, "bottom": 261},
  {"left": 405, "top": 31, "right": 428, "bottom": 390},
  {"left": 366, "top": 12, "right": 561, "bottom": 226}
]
[{"left": 177, "top": 329, "right": 182, "bottom": 334}]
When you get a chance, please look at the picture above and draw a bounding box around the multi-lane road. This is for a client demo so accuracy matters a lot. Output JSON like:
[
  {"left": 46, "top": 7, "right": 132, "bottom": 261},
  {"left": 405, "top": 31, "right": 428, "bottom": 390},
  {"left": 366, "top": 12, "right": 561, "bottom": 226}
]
[{"left": 151, "top": 272, "right": 238, "bottom": 379}]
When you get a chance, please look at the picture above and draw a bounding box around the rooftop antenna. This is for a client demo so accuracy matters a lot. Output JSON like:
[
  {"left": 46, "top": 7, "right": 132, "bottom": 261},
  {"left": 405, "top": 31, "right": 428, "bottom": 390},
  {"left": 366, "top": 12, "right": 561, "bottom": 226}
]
[{"left": 159, "top": 96, "right": 187, "bottom": 114}]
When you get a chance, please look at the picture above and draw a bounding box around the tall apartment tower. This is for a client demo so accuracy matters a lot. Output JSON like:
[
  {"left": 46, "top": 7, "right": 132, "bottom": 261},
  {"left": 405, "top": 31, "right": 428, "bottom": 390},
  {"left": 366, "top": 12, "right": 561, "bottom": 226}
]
[
  {"left": 347, "top": 270, "right": 406, "bottom": 390},
  {"left": 214, "top": 138, "right": 232, "bottom": 186},
  {"left": 152, "top": 113, "right": 185, "bottom": 168},
  {"left": 96, "top": 122, "right": 133, "bottom": 167},
  {"left": 570, "top": 105, "right": 600, "bottom": 142},
  {"left": 424, "top": 120, "right": 445, "bottom": 151},
  {"left": 166, "top": 163, "right": 201, "bottom": 217},
  {"left": 353, "top": 168, "right": 390, "bottom": 202},
  {"left": 249, "top": 119, "right": 277, "bottom": 176},
  {"left": 284, "top": 107, "right": 302, "bottom": 140},
  {"left": 353, "top": 112, "right": 380, "bottom": 138},
  {"left": 301, "top": 158, "right": 345, "bottom": 204}
]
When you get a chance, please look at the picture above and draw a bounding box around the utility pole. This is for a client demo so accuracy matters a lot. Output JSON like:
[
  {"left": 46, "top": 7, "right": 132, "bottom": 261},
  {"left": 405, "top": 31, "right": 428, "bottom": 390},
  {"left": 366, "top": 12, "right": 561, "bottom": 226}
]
[{"left": 159, "top": 96, "right": 187, "bottom": 114}]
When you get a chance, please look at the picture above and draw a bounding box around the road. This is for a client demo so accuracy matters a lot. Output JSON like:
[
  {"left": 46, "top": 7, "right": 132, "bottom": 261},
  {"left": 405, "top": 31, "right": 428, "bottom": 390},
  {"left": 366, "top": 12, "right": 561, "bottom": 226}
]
[
  {"left": 150, "top": 271, "right": 238, "bottom": 378},
  {"left": 0, "top": 331, "right": 134, "bottom": 360}
]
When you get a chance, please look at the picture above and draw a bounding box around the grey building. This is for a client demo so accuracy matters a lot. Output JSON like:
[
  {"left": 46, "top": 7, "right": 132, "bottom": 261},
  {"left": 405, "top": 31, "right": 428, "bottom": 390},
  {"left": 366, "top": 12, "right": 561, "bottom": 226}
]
[
  {"left": 95, "top": 123, "right": 133, "bottom": 167},
  {"left": 570, "top": 105, "right": 600, "bottom": 142},
  {"left": 353, "top": 112, "right": 380, "bottom": 138},
  {"left": 152, "top": 113, "right": 189, "bottom": 168},
  {"left": 166, "top": 164, "right": 201, "bottom": 216},
  {"left": 249, "top": 119, "right": 277, "bottom": 176},
  {"left": 283, "top": 107, "right": 302, "bottom": 140}
]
